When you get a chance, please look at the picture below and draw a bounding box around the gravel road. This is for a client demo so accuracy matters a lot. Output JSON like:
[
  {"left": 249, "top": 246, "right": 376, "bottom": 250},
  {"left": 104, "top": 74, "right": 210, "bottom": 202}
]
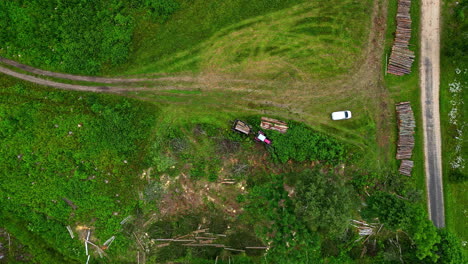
[{"left": 420, "top": 0, "right": 445, "bottom": 228}]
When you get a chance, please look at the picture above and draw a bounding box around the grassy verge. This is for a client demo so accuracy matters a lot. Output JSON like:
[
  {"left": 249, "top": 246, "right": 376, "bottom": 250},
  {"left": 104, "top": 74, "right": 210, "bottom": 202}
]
[
  {"left": 440, "top": 62, "right": 468, "bottom": 244},
  {"left": 440, "top": 0, "right": 468, "bottom": 249}
]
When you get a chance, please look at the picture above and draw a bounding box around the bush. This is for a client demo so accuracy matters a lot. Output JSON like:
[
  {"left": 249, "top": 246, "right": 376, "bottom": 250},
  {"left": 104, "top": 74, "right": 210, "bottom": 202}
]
[
  {"left": 294, "top": 169, "right": 357, "bottom": 236},
  {"left": 448, "top": 169, "right": 467, "bottom": 183},
  {"left": 0, "top": 0, "right": 180, "bottom": 75},
  {"left": 433, "top": 229, "right": 465, "bottom": 264},
  {"left": 362, "top": 192, "right": 411, "bottom": 229},
  {"left": 267, "top": 123, "right": 346, "bottom": 164},
  {"left": 244, "top": 174, "right": 322, "bottom": 263},
  {"left": 144, "top": 0, "right": 180, "bottom": 22}
]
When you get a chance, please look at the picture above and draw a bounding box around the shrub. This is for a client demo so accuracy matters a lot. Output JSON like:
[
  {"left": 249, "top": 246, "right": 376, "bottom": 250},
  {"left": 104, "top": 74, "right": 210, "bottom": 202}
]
[
  {"left": 294, "top": 169, "right": 357, "bottom": 236},
  {"left": 0, "top": 85, "right": 158, "bottom": 262},
  {"left": 267, "top": 123, "right": 346, "bottom": 164},
  {"left": 144, "top": 0, "right": 180, "bottom": 22},
  {"left": 448, "top": 169, "right": 467, "bottom": 183},
  {"left": 362, "top": 192, "right": 411, "bottom": 229}
]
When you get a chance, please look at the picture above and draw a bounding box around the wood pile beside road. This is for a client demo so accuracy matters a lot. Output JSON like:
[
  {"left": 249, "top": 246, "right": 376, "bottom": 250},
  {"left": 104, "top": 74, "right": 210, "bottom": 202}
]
[
  {"left": 387, "top": 0, "right": 415, "bottom": 76},
  {"left": 396, "top": 102, "right": 415, "bottom": 160},
  {"left": 396, "top": 102, "right": 416, "bottom": 176},
  {"left": 399, "top": 160, "right": 414, "bottom": 176}
]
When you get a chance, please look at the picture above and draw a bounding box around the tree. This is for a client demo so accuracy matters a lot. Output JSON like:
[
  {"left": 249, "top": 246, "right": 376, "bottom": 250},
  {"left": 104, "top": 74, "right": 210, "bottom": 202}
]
[
  {"left": 407, "top": 206, "right": 441, "bottom": 262},
  {"left": 294, "top": 169, "right": 357, "bottom": 236},
  {"left": 432, "top": 229, "right": 465, "bottom": 264},
  {"left": 362, "top": 192, "right": 410, "bottom": 229}
]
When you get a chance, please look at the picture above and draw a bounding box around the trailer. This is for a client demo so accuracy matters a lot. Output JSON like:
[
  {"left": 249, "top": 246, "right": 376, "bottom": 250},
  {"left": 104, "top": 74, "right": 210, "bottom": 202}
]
[{"left": 232, "top": 120, "right": 252, "bottom": 135}]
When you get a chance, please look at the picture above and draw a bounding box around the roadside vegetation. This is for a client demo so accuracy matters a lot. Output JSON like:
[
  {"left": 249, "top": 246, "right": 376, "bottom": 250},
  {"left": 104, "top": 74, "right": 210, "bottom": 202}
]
[
  {"left": 383, "top": 0, "right": 425, "bottom": 193},
  {"left": 440, "top": 0, "right": 468, "bottom": 252}
]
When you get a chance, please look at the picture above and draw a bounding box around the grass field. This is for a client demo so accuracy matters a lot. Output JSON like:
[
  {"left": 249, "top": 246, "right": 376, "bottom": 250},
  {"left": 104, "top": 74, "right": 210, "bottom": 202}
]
[
  {"left": 441, "top": 63, "right": 468, "bottom": 245},
  {"left": 0, "top": 0, "right": 395, "bottom": 177},
  {"left": 120, "top": 0, "right": 371, "bottom": 78}
]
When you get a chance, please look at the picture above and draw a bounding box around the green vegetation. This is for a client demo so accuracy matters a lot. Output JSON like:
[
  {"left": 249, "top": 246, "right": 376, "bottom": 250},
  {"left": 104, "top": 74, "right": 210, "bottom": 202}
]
[
  {"left": 293, "top": 170, "right": 356, "bottom": 236},
  {"left": 243, "top": 174, "right": 322, "bottom": 263},
  {"left": 0, "top": 0, "right": 179, "bottom": 75},
  {"left": 363, "top": 192, "right": 464, "bottom": 263},
  {"left": 440, "top": 0, "right": 468, "bottom": 250},
  {"left": 1, "top": 0, "right": 465, "bottom": 263},
  {"left": 383, "top": 0, "right": 425, "bottom": 191},
  {"left": 267, "top": 124, "right": 346, "bottom": 164},
  {"left": 123, "top": 0, "right": 372, "bottom": 78},
  {"left": 0, "top": 75, "right": 158, "bottom": 263}
]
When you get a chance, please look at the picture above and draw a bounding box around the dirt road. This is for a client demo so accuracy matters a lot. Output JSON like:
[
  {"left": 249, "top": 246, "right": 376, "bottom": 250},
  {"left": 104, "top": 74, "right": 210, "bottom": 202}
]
[
  {"left": 420, "top": 0, "right": 444, "bottom": 227},
  {"left": 0, "top": 65, "right": 121, "bottom": 93},
  {"left": 0, "top": 57, "right": 196, "bottom": 84}
]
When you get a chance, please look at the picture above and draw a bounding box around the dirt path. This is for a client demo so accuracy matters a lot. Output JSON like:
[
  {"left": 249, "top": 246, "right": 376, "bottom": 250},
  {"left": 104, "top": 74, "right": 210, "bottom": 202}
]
[
  {"left": 0, "top": 56, "right": 279, "bottom": 88},
  {"left": 0, "top": 65, "right": 122, "bottom": 92},
  {"left": 420, "top": 0, "right": 444, "bottom": 227}
]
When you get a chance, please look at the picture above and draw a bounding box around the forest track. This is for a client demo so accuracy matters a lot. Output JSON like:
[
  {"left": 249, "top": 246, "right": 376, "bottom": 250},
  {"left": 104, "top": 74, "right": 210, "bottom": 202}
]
[{"left": 0, "top": 56, "right": 280, "bottom": 88}]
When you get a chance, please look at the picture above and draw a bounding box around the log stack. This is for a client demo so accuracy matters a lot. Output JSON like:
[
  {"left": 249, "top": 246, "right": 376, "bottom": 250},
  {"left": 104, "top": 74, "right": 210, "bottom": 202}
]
[
  {"left": 399, "top": 160, "right": 414, "bottom": 176},
  {"left": 396, "top": 102, "right": 416, "bottom": 176},
  {"left": 396, "top": 102, "right": 415, "bottom": 160},
  {"left": 260, "top": 117, "right": 288, "bottom": 133},
  {"left": 387, "top": 0, "right": 415, "bottom": 76}
]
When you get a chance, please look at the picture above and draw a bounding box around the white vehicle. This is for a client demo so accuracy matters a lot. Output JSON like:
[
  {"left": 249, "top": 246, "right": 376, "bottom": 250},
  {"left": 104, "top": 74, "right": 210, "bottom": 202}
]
[{"left": 331, "top": 110, "right": 352, "bottom": 120}]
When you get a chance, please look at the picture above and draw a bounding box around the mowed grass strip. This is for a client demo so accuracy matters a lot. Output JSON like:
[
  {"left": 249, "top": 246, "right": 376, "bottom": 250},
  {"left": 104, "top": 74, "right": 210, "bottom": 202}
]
[{"left": 121, "top": 0, "right": 372, "bottom": 80}]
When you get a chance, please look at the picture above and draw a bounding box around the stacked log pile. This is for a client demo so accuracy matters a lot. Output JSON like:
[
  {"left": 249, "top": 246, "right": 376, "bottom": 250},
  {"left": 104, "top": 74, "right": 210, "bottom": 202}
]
[
  {"left": 260, "top": 117, "right": 288, "bottom": 133},
  {"left": 396, "top": 102, "right": 416, "bottom": 176},
  {"left": 387, "top": 0, "right": 415, "bottom": 75},
  {"left": 233, "top": 120, "right": 251, "bottom": 135},
  {"left": 396, "top": 102, "right": 415, "bottom": 159},
  {"left": 399, "top": 160, "right": 414, "bottom": 176}
]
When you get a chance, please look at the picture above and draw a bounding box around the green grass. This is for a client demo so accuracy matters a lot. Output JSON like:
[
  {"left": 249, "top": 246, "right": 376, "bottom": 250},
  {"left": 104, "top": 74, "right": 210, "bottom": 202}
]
[
  {"left": 116, "top": 0, "right": 371, "bottom": 79},
  {"left": 1, "top": 0, "right": 386, "bottom": 173},
  {"left": 440, "top": 0, "right": 468, "bottom": 249},
  {"left": 440, "top": 59, "right": 467, "bottom": 244},
  {"left": 441, "top": 66, "right": 468, "bottom": 248}
]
